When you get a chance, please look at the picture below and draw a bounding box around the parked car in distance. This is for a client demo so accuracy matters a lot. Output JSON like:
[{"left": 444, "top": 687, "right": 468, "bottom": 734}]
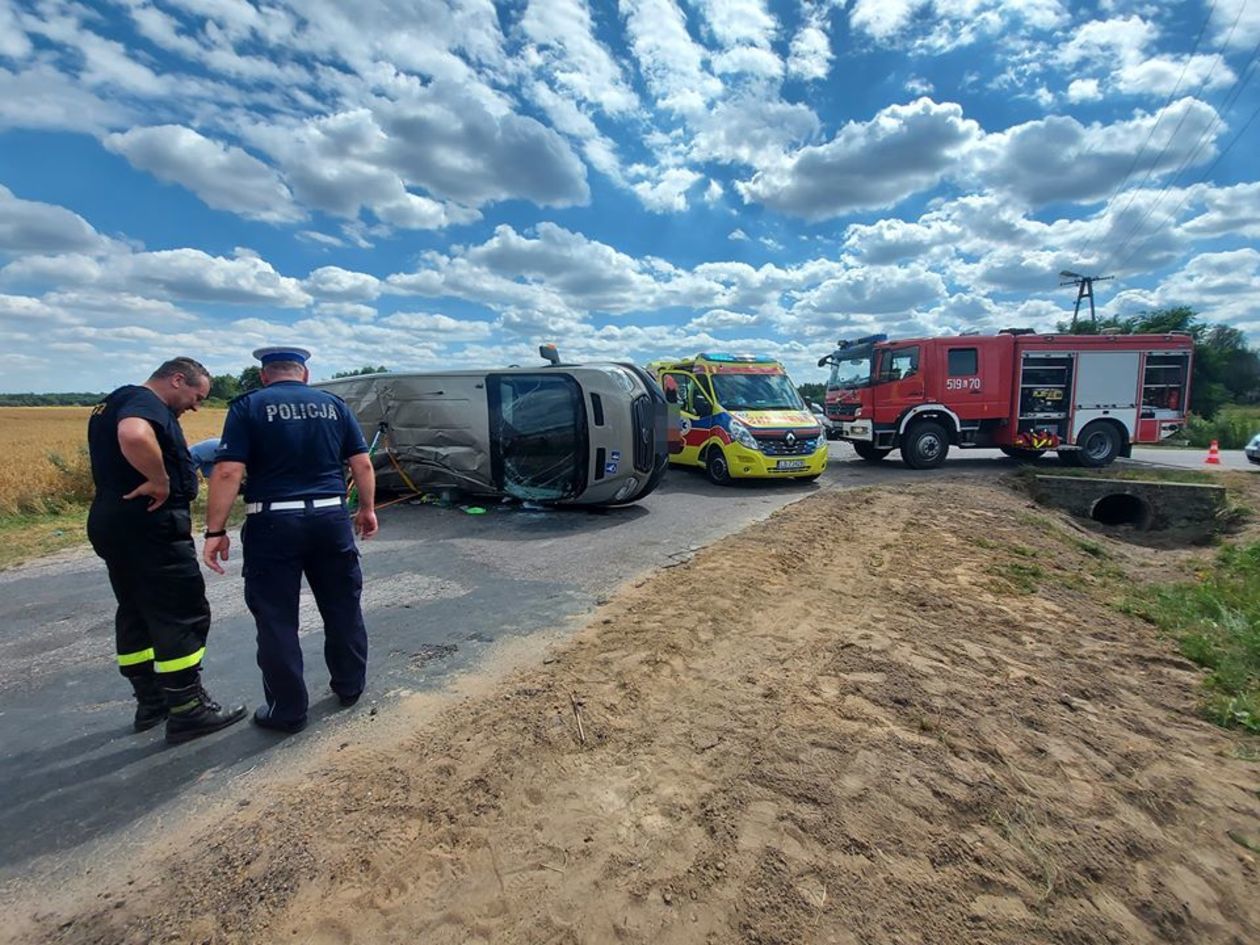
[
  {"left": 1246, "top": 432, "right": 1260, "bottom": 465},
  {"left": 809, "top": 401, "right": 840, "bottom": 440}
]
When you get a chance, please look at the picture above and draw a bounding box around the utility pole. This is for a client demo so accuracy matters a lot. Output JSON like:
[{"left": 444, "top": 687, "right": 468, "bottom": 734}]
[{"left": 1059, "top": 270, "right": 1113, "bottom": 331}]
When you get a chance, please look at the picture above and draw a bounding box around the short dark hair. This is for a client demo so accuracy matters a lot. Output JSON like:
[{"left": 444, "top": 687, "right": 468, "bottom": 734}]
[
  {"left": 150, "top": 357, "right": 210, "bottom": 385},
  {"left": 261, "top": 360, "right": 304, "bottom": 377}
]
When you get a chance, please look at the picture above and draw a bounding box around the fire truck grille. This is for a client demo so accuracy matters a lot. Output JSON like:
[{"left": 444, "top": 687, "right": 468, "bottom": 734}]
[
  {"left": 758, "top": 434, "right": 817, "bottom": 456},
  {"left": 829, "top": 403, "right": 858, "bottom": 420}
]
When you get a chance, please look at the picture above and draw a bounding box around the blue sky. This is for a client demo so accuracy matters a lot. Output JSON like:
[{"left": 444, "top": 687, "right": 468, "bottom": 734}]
[{"left": 1, "top": 0, "right": 1259, "bottom": 392}]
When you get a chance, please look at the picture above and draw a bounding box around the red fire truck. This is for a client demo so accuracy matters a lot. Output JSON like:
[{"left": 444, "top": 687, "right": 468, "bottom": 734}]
[{"left": 818, "top": 329, "right": 1194, "bottom": 469}]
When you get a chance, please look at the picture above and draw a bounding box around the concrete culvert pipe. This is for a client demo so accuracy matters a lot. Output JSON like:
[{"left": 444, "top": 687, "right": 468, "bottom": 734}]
[{"left": 1090, "top": 493, "right": 1151, "bottom": 529}]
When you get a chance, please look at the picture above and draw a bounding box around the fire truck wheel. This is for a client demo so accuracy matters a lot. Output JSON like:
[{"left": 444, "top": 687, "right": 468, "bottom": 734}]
[
  {"left": 1076, "top": 422, "right": 1122, "bottom": 467},
  {"left": 900, "top": 420, "right": 951, "bottom": 470},
  {"left": 704, "top": 446, "right": 733, "bottom": 485},
  {"left": 1000, "top": 446, "right": 1045, "bottom": 462},
  {"left": 853, "top": 442, "right": 892, "bottom": 462}
]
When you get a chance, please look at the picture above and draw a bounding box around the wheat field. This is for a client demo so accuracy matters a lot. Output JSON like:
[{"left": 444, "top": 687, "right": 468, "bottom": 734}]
[{"left": 0, "top": 406, "right": 227, "bottom": 516}]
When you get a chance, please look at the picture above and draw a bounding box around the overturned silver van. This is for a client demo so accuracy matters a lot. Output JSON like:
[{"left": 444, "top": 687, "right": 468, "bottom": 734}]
[{"left": 315, "top": 351, "right": 669, "bottom": 507}]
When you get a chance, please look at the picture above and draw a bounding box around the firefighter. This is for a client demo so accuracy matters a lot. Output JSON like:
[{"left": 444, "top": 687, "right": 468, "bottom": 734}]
[
  {"left": 86, "top": 357, "right": 248, "bottom": 743},
  {"left": 202, "top": 346, "right": 378, "bottom": 734}
]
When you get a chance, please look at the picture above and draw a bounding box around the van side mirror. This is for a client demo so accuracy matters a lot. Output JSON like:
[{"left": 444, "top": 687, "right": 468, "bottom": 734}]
[
  {"left": 693, "top": 394, "right": 713, "bottom": 417},
  {"left": 817, "top": 355, "right": 831, "bottom": 368}
]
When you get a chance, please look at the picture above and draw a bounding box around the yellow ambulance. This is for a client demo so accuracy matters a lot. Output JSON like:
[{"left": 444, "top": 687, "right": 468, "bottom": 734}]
[{"left": 647, "top": 353, "right": 827, "bottom": 484}]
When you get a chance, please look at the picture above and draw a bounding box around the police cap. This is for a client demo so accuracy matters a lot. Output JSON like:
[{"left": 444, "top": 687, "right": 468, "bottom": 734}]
[{"left": 252, "top": 345, "right": 312, "bottom": 365}]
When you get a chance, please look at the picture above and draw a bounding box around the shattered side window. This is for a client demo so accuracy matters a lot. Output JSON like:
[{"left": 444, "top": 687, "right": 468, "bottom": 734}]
[{"left": 490, "top": 373, "right": 587, "bottom": 501}]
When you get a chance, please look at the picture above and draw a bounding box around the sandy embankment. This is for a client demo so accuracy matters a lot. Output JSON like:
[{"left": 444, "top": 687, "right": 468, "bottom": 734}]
[{"left": 18, "top": 481, "right": 1260, "bottom": 945}]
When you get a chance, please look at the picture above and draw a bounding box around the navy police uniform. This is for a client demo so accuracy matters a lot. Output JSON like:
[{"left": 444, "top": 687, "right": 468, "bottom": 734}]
[
  {"left": 215, "top": 348, "right": 370, "bottom": 727},
  {"left": 87, "top": 386, "right": 210, "bottom": 691}
]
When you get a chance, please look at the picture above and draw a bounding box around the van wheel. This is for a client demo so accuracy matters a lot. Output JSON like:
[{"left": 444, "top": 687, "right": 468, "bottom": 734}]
[
  {"left": 1076, "top": 422, "right": 1121, "bottom": 468},
  {"left": 853, "top": 442, "right": 892, "bottom": 462},
  {"left": 900, "top": 421, "right": 950, "bottom": 470},
  {"left": 705, "top": 447, "right": 733, "bottom": 485}
]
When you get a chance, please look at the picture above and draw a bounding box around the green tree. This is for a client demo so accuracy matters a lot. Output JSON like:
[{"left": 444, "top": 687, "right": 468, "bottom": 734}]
[
  {"left": 208, "top": 374, "right": 241, "bottom": 401},
  {"left": 1057, "top": 306, "right": 1260, "bottom": 418},
  {"left": 797, "top": 382, "right": 825, "bottom": 404},
  {"left": 332, "top": 365, "right": 388, "bottom": 378},
  {"left": 238, "top": 366, "right": 262, "bottom": 391}
]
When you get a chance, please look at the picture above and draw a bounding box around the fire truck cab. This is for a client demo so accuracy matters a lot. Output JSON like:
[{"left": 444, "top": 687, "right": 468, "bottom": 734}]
[{"left": 819, "top": 330, "right": 1194, "bottom": 469}]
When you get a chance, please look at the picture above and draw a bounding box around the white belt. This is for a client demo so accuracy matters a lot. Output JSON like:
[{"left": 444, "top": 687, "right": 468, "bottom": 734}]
[{"left": 245, "top": 497, "right": 344, "bottom": 514}]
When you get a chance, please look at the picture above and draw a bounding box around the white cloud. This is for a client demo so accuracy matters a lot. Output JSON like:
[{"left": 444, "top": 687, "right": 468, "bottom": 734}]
[
  {"left": 1057, "top": 15, "right": 1153, "bottom": 69},
  {"left": 104, "top": 125, "right": 303, "bottom": 223},
  {"left": 690, "top": 96, "right": 820, "bottom": 167},
  {"left": 0, "top": 293, "right": 75, "bottom": 326},
  {"left": 0, "top": 1, "right": 31, "bottom": 59},
  {"left": 122, "top": 248, "right": 312, "bottom": 306},
  {"left": 1067, "top": 78, "right": 1101, "bottom": 102},
  {"left": 631, "top": 166, "right": 704, "bottom": 213},
  {"left": 729, "top": 228, "right": 750, "bottom": 241},
  {"left": 905, "top": 75, "right": 934, "bottom": 96},
  {"left": 687, "top": 309, "right": 762, "bottom": 331},
  {"left": 381, "top": 311, "right": 494, "bottom": 340},
  {"left": 313, "top": 301, "right": 378, "bottom": 322},
  {"left": 0, "top": 186, "right": 107, "bottom": 253},
  {"left": 621, "top": 0, "right": 724, "bottom": 115},
  {"left": 1181, "top": 182, "right": 1260, "bottom": 240},
  {"left": 0, "top": 63, "right": 130, "bottom": 133},
  {"left": 849, "top": 0, "right": 1068, "bottom": 51},
  {"left": 975, "top": 98, "right": 1222, "bottom": 206},
  {"left": 737, "top": 98, "right": 981, "bottom": 219},
  {"left": 303, "top": 266, "right": 382, "bottom": 302},
  {"left": 3, "top": 245, "right": 311, "bottom": 308},
  {"left": 794, "top": 265, "right": 947, "bottom": 316},
  {"left": 1212, "top": 0, "right": 1260, "bottom": 51},
  {"left": 1113, "top": 54, "right": 1234, "bottom": 97},
  {"left": 787, "top": 17, "right": 832, "bottom": 81},
  {"left": 520, "top": 0, "right": 639, "bottom": 115}
]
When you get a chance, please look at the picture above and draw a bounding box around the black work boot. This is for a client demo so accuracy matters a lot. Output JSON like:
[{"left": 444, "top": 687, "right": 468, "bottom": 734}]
[
  {"left": 164, "top": 680, "right": 247, "bottom": 745},
  {"left": 129, "top": 675, "right": 168, "bottom": 732}
]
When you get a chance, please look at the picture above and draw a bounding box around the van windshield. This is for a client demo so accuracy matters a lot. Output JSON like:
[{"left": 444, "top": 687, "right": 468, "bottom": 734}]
[
  {"left": 490, "top": 373, "right": 587, "bottom": 501},
  {"left": 710, "top": 372, "right": 804, "bottom": 411}
]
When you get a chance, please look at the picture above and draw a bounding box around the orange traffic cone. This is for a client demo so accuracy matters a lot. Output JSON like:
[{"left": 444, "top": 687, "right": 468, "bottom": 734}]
[{"left": 1204, "top": 440, "right": 1222, "bottom": 465}]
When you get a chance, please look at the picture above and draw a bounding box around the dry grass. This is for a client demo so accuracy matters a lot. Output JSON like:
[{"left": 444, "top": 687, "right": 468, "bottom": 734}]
[{"left": 0, "top": 406, "right": 226, "bottom": 517}]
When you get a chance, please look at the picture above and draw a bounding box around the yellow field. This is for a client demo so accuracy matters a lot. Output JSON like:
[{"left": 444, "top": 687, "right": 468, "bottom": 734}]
[{"left": 0, "top": 406, "right": 226, "bottom": 517}]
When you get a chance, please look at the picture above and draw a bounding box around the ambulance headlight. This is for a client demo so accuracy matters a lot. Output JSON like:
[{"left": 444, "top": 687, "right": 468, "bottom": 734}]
[
  {"left": 729, "top": 419, "right": 759, "bottom": 451},
  {"left": 613, "top": 477, "right": 639, "bottom": 501}
]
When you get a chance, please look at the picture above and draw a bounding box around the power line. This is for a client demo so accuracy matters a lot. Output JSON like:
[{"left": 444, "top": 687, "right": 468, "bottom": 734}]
[
  {"left": 1073, "top": 0, "right": 1221, "bottom": 264},
  {"left": 1105, "top": 34, "right": 1260, "bottom": 274},
  {"left": 1111, "top": 91, "right": 1260, "bottom": 275}
]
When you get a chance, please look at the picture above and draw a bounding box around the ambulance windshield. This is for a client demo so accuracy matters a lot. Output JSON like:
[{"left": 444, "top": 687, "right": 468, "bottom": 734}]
[{"left": 710, "top": 372, "right": 804, "bottom": 411}]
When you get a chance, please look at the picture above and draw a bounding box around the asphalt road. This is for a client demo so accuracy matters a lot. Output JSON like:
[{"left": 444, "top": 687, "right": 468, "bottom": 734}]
[{"left": 0, "top": 442, "right": 1252, "bottom": 891}]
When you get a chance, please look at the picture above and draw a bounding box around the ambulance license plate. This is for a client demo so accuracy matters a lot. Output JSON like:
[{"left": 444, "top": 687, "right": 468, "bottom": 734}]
[{"left": 775, "top": 460, "right": 807, "bottom": 470}]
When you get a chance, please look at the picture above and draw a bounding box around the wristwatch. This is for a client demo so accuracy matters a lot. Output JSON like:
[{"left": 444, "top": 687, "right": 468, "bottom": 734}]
[{"left": 204, "top": 529, "right": 227, "bottom": 538}]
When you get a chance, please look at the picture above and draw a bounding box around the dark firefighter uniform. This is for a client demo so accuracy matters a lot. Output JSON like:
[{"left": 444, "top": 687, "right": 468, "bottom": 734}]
[
  {"left": 87, "top": 386, "right": 245, "bottom": 741},
  {"left": 215, "top": 348, "right": 370, "bottom": 731}
]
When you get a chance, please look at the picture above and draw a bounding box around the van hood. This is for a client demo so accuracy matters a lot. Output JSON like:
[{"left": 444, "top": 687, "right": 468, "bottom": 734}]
[{"left": 730, "top": 410, "right": 819, "bottom": 429}]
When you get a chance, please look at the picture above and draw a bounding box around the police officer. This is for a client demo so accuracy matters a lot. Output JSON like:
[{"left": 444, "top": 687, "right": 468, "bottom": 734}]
[
  {"left": 202, "top": 346, "right": 378, "bottom": 734},
  {"left": 87, "top": 357, "right": 247, "bottom": 743}
]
